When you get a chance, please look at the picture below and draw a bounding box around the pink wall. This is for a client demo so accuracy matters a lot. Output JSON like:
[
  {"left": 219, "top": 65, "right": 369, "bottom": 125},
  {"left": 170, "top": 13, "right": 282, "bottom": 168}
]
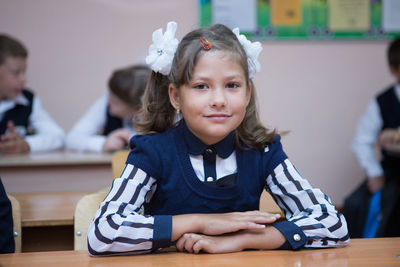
[{"left": 0, "top": 0, "right": 394, "bottom": 205}]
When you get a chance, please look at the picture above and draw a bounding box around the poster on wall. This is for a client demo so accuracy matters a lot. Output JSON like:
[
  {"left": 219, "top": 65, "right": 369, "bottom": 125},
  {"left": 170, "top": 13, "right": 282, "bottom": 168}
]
[{"left": 199, "top": 0, "right": 400, "bottom": 40}]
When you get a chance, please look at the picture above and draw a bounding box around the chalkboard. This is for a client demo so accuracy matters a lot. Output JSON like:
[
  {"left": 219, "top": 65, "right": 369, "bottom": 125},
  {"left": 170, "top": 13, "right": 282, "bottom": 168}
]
[{"left": 199, "top": 0, "right": 400, "bottom": 41}]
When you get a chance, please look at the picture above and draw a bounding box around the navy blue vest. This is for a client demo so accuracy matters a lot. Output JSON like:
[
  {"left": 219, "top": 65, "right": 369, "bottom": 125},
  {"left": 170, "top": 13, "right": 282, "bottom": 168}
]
[
  {"left": 376, "top": 86, "right": 400, "bottom": 174},
  {"left": 0, "top": 89, "right": 34, "bottom": 135},
  {"left": 102, "top": 106, "right": 123, "bottom": 136},
  {"left": 127, "top": 121, "right": 286, "bottom": 216}
]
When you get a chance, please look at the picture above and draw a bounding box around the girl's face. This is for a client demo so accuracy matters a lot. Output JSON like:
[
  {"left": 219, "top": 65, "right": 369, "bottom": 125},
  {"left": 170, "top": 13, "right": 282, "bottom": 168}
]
[
  {"left": 108, "top": 92, "right": 140, "bottom": 119},
  {"left": 0, "top": 57, "right": 27, "bottom": 100},
  {"left": 169, "top": 50, "right": 251, "bottom": 145}
]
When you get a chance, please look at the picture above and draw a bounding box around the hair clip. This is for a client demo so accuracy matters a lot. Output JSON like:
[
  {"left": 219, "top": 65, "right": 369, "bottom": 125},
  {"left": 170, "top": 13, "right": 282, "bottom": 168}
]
[{"left": 200, "top": 36, "right": 212, "bottom": 50}]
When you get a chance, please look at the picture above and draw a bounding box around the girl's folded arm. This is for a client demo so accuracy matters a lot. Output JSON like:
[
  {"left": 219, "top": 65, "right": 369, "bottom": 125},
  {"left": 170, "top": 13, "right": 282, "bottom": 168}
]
[
  {"left": 87, "top": 164, "right": 164, "bottom": 255},
  {"left": 267, "top": 159, "right": 350, "bottom": 249}
]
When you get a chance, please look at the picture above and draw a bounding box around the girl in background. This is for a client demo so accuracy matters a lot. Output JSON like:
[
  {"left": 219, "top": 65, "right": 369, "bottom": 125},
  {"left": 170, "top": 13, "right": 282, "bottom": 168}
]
[{"left": 66, "top": 65, "right": 150, "bottom": 152}]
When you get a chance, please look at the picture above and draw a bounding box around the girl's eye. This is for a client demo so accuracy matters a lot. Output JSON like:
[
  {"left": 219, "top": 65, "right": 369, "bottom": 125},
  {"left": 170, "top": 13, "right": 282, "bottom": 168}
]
[
  {"left": 226, "top": 82, "right": 239, "bottom": 89},
  {"left": 194, "top": 84, "right": 208, "bottom": 90}
]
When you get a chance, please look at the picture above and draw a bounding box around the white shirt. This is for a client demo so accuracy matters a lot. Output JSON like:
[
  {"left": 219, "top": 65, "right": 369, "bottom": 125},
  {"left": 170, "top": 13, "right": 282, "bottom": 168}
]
[
  {"left": 351, "top": 84, "right": 400, "bottom": 178},
  {"left": 0, "top": 92, "right": 65, "bottom": 152},
  {"left": 66, "top": 93, "right": 136, "bottom": 152}
]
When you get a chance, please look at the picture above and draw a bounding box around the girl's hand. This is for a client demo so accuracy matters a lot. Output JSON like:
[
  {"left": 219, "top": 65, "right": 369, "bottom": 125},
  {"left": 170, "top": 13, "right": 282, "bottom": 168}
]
[
  {"left": 176, "top": 233, "right": 242, "bottom": 254},
  {"left": 379, "top": 128, "right": 400, "bottom": 147},
  {"left": 172, "top": 211, "right": 281, "bottom": 241},
  {"left": 103, "top": 129, "right": 132, "bottom": 152},
  {"left": 198, "top": 211, "right": 280, "bottom": 236}
]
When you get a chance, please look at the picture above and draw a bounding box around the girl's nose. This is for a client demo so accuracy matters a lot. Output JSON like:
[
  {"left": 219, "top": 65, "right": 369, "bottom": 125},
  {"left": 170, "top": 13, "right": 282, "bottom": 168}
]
[{"left": 210, "top": 87, "right": 227, "bottom": 108}]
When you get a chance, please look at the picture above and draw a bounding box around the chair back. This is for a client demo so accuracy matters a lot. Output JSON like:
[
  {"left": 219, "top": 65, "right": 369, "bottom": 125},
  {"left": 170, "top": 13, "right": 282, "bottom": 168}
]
[
  {"left": 112, "top": 149, "right": 130, "bottom": 179},
  {"left": 7, "top": 194, "right": 22, "bottom": 253},
  {"left": 74, "top": 187, "right": 109, "bottom": 250},
  {"left": 74, "top": 150, "right": 130, "bottom": 250}
]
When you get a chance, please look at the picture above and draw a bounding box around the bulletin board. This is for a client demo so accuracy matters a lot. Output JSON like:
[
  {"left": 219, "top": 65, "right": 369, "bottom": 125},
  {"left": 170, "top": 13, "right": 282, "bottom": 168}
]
[{"left": 199, "top": 0, "right": 400, "bottom": 41}]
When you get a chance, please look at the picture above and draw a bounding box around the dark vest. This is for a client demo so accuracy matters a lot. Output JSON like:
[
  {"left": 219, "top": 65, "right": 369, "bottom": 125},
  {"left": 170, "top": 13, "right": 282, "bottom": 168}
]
[
  {"left": 376, "top": 86, "right": 400, "bottom": 175},
  {"left": 127, "top": 122, "right": 286, "bottom": 216},
  {"left": 0, "top": 89, "right": 34, "bottom": 135},
  {"left": 102, "top": 106, "right": 123, "bottom": 136}
]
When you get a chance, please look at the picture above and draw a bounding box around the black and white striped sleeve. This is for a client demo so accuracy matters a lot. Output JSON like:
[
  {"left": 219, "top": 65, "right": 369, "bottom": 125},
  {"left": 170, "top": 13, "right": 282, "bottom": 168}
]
[
  {"left": 266, "top": 159, "right": 350, "bottom": 249},
  {"left": 87, "top": 163, "right": 168, "bottom": 256}
]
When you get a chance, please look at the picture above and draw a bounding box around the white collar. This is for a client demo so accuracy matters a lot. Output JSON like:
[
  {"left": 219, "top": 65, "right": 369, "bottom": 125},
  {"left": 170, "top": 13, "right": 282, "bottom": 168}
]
[
  {"left": 2, "top": 92, "right": 30, "bottom": 106},
  {"left": 0, "top": 92, "right": 30, "bottom": 115}
]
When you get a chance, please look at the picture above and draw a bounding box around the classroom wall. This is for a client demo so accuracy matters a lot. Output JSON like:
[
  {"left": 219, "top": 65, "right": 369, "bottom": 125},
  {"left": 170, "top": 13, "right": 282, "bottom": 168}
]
[{"left": 0, "top": 0, "right": 394, "bottom": 206}]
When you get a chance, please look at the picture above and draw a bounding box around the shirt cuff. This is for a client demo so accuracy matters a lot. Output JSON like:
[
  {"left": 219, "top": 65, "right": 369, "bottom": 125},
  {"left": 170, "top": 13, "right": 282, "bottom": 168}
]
[
  {"left": 272, "top": 220, "right": 307, "bottom": 250},
  {"left": 152, "top": 215, "right": 172, "bottom": 250},
  {"left": 366, "top": 163, "right": 384, "bottom": 179},
  {"left": 86, "top": 136, "right": 107, "bottom": 152}
]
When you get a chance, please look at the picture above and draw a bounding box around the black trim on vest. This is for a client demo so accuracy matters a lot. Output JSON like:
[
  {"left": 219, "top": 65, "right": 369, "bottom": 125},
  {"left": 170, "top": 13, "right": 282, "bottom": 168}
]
[
  {"left": 376, "top": 86, "right": 400, "bottom": 174},
  {"left": 377, "top": 86, "right": 400, "bottom": 130},
  {"left": 102, "top": 106, "right": 123, "bottom": 136},
  {"left": 0, "top": 89, "right": 34, "bottom": 135}
]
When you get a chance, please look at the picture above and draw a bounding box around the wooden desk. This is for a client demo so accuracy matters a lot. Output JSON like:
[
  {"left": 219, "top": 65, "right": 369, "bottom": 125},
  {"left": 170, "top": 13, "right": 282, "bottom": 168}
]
[
  {"left": 0, "top": 238, "right": 399, "bottom": 266},
  {"left": 0, "top": 150, "right": 113, "bottom": 193},
  {"left": 0, "top": 150, "right": 114, "bottom": 252},
  {"left": 13, "top": 191, "right": 90, "bottom": 227}
]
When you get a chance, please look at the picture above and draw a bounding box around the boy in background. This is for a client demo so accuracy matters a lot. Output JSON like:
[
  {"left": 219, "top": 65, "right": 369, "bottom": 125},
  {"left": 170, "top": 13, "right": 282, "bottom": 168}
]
[
  {"left": 346, "top": 36, "right": 400, "bottom": 237},
  {"left": 0, "top": 34, "right": 65, "bottom": 154}
]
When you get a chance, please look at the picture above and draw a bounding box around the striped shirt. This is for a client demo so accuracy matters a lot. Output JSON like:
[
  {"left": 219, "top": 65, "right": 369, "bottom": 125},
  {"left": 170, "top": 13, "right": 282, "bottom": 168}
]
[{"left": 88, "top": 123, "right": 349, "bottom": 255}]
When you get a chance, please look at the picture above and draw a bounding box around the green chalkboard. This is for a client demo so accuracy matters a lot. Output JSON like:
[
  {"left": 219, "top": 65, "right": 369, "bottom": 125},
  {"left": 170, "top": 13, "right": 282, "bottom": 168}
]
[{"left": 199, "top": 0, "right": 400, "bottom": 41}]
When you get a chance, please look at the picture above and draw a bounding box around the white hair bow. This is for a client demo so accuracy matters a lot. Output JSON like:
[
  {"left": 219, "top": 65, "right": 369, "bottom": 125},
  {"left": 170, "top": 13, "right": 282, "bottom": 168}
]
[
  {"left": 232, "top": 28, "right": 262, "bottom": 79},
  {"left": 145, "top": 22, "right": 262, "bottom": 78},
  {"left": 145, "top": 21, "right": 179, "bottom": 75}
]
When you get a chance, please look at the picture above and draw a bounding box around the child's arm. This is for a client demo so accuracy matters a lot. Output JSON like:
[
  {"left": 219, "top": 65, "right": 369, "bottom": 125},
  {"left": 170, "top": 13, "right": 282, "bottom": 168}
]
[
  {"left": 25, "top": 96, "right": 65, "bottom": 152},
  {"left": 66, "top": 94, "right": 107, "bottom": 152},
  {"left": 176, "top": 157, "right": 351, "bottom": 253},
  {"left": 102, "top": 129, "right": 132, "bottom": 152},
  {"left": 87, "top": 164, "right": 159, "bottom": 255},
  {"left": 0, "top": 121, "right": 30, "bottom": 153},
  {"left": 266, "top": 158, "right": 349, "bottom": 249},
  {"left": 171, "top": 211, "right": 281, "bottom": 241},
  {"left": 175, "top": 227, "right": 286, "bottom": 254},
  {"left": 87, "top": 163, "right": 280, "bottom": 256}
]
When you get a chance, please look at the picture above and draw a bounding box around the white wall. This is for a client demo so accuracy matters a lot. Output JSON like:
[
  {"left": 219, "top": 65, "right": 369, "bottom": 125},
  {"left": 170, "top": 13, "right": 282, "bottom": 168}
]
[{"left": 0, "top": 0, "right": 394, "bottom": 205}]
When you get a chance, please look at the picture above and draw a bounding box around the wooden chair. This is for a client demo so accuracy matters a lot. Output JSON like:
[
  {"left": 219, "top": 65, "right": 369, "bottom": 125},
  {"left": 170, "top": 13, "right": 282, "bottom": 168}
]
[
  {"left": 7, "top": 194, "right": 22, "bottom": 253},
  {"left": 74, "top": 150, "right": 129, "bottom": 250},
  {"left": 111, "top": 150, "right": 130, "bottom": 179},
  {"left": 73, "top": 187, "right": 109, "bottom": 250},
  {"left": 259, "top": 191, "right": 284, "bottom": 217}
]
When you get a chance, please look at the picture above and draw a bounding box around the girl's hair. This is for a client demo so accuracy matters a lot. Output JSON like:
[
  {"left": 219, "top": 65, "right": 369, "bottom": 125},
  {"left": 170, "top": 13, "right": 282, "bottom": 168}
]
[
  {"left": 0, "top": 34, "right": 28, "bottom": 65},
  {"left": 136, "top": 24, "right": 275, "bottom": 149},
  {"left": 108, "top": 64, "right": 151, "bottom": 110}
]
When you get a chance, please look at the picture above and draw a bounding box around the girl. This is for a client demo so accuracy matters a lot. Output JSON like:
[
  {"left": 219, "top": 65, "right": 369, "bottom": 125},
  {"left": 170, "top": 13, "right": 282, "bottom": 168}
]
[
  {"left": 66, "top": 65, "right": 150, "bottom": 153},
  {"left": 88, "top": 22, "right": 349, "bottom": 255}
]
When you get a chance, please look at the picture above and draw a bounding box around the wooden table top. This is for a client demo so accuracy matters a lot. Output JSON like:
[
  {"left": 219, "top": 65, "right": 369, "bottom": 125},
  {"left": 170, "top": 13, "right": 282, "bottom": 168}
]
[
  {"left": 0, "top": 150, "right": 113, "bottom": 167},
  {"left": 1, "top": 238, "right": 399, "bottom": 266}
]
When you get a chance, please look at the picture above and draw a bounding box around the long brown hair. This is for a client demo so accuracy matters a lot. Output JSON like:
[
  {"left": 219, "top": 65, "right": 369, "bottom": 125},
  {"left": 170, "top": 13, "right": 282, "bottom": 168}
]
[
  {"left": 136, "top": 24, "right": 275, "bottom": 149},
  {"left": 108, "top": 65, "right": 150, "bottom": 110}
]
